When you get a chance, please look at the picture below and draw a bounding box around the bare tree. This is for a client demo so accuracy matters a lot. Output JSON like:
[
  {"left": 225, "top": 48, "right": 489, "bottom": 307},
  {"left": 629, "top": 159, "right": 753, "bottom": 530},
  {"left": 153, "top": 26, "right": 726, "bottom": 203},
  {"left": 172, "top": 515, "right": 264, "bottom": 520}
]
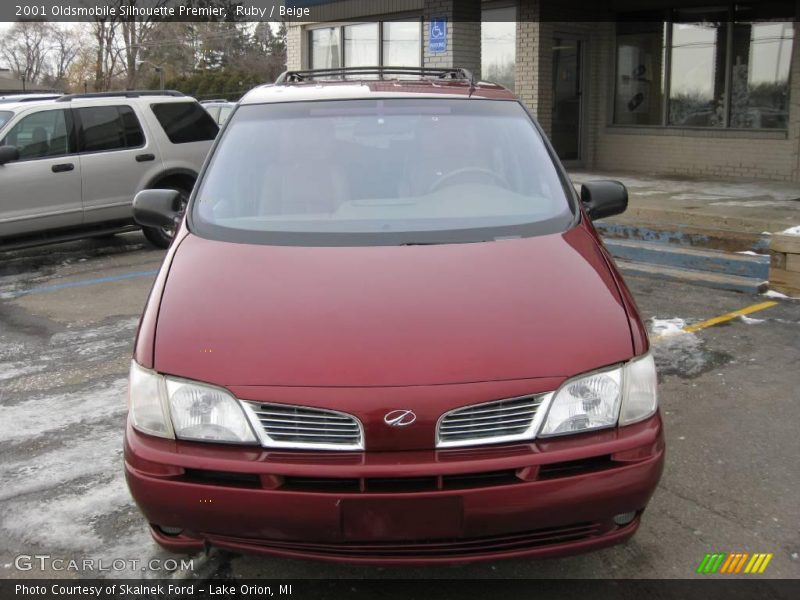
[
  {"left": 91, "top": 17, "right": 120, "bottom": 91},
  {"left": 118, "top": 1, "right": 172, "bottom": 89},
  {"left": 0, "top": 21, "right": 53, "bottom": 86},
  {"left": 45, "top": 26, "right": 81, "bottom": 89}
]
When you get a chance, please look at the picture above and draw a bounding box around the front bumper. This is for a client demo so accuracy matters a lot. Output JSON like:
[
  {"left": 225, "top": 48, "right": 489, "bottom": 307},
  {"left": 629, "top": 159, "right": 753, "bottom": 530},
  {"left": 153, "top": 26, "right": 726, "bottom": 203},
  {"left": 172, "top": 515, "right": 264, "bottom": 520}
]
[{"left": 125, "top": 414, "right": 664, "bottom": 565}]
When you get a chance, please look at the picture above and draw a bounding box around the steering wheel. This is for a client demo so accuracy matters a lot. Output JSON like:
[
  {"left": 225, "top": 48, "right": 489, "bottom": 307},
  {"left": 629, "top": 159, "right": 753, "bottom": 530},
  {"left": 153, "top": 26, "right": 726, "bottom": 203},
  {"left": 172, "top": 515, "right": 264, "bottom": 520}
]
[{"left": 429, "top": 167, "right": 509, "bottom": 193}]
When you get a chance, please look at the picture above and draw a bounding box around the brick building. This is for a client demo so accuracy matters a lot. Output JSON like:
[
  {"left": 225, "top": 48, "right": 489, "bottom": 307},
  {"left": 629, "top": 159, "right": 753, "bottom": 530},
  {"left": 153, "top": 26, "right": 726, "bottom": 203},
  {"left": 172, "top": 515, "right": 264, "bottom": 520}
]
[{"left": 285, "top": 0, "right": 799, "bottom": 182}]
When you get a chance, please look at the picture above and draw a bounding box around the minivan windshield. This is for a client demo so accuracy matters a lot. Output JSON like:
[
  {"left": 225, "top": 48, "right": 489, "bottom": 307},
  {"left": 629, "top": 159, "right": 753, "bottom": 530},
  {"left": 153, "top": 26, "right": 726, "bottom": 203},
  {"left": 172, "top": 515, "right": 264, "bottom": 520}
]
[
  {"left": 192, "top": 99, "right": 574, "bottom": 246},
  {"left": 0, "top": 111, "right": 12, "bottom": 130}
]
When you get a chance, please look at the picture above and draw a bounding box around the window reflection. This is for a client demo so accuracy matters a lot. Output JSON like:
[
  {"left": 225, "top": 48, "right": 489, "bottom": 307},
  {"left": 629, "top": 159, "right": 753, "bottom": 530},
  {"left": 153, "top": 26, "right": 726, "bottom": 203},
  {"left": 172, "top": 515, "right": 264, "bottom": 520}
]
[
  {"left": 614, "top": 22, "right": 665, "bottom": 125},
  {"left": 730, "top": 22, "right": 793, "bottom": 129},
  {"left": 482, "top": 6, "right": 516, "bottom": 91},
  {"left": 669, "top": 13, "right": 728, "bottom": 127},
  {"left": 614, "top": 4, "right": 794, "bottom": 130}
]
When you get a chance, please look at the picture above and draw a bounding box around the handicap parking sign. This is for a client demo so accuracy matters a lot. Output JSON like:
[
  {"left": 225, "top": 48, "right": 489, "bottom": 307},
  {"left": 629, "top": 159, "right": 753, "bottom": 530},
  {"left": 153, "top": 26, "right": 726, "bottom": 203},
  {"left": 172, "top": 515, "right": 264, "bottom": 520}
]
[{"left": 429, "top": 17, "right": 447, "bottom": 53}]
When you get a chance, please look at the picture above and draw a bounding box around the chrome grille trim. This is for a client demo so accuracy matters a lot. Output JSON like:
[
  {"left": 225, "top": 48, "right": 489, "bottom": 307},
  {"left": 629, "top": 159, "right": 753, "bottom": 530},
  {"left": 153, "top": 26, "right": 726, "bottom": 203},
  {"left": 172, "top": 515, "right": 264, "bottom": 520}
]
[
  {"left": 436, "top": 392, "right": 553, "bottom": 449},
  {"left": 240, "top": 401, "right": 364, "bottom": 450}
]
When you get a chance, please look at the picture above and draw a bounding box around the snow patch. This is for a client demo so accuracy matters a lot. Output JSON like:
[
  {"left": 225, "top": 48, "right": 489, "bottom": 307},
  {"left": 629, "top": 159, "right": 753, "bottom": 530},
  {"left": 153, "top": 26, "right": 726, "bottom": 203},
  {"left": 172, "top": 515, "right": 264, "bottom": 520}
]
[
  {"left": 780, "top": 225, "right": 800, "bottom": 235},
  {"left": 648, "top": 317, "right": 728, "bottom": 378},
  {"left": 0, "top": 428, "right": 123, "bottom": 501},
  {"left": 739, "top": 315, "right": 765, "bottom": 325},
  {"left": 650, "top": 317, "right": 688, "bottom": 337},
  {"left": 0, "top": 362, "right": 47, "bottom": 382},
  {"left": 763, "top": 289, "right": 798, "bottom": 299},
  {"left": 1, "top": 472, "right": 131, "bottom": 549},
  {"left": 711, "top": 200, "right": 799, "bottom": 208},
  {"left": 0, "top": 379, "right": 127, "bottom": 442}
]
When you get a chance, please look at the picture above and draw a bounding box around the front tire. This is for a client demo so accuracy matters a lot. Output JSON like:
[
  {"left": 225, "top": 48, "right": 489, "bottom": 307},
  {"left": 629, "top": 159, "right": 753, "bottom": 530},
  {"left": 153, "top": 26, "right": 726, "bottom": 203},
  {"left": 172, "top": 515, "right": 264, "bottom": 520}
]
[{"left": 141, "top": 185, "right": 190, "bottom": 249}]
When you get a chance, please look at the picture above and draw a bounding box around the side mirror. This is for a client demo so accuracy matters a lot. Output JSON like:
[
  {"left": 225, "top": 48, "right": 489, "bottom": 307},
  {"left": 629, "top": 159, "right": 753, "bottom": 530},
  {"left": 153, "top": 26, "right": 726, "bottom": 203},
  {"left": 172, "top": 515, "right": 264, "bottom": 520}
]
[
  {"left": 0, "top": 145, "right": 19, "bottom": 165},
  {"left": 580, "top": 180, "right": 628, "bottom": 221},
  {"left": 133, "top": 189, "right": 182, "bottom": 229}
]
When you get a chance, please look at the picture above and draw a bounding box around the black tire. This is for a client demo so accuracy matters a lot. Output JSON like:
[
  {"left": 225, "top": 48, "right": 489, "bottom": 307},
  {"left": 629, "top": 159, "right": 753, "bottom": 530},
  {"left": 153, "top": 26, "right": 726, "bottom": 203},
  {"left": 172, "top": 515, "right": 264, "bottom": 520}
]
[{"left": 141, "top": 185, "right": 190, "bottom": 249}]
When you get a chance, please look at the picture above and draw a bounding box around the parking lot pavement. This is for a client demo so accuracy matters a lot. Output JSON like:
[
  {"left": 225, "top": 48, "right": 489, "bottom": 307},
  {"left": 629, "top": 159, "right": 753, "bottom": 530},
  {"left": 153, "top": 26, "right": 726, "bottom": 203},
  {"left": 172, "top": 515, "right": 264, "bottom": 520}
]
[{"left": 1, "top": 234, "right": 798, "bottom": 580}]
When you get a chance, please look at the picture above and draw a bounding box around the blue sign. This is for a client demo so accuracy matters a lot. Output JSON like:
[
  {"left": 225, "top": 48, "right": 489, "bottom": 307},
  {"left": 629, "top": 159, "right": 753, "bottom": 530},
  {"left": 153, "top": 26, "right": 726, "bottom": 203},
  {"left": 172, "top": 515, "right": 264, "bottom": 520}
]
[{"left": 429, "top": 18, "right": 447, "bottom": 53}]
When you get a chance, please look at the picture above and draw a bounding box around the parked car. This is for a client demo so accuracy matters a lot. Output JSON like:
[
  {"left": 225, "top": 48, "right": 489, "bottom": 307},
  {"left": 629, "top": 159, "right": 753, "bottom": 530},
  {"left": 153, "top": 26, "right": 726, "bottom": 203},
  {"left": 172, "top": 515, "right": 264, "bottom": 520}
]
[
  {"left": 0, "top": 91, "right": 218, "bottom": 250},
  {"left": 126, "top": 67, "right": 663, "bottom": 564},
  {"left": 201, "top": 99, "right": 236, "bottom": 126}
]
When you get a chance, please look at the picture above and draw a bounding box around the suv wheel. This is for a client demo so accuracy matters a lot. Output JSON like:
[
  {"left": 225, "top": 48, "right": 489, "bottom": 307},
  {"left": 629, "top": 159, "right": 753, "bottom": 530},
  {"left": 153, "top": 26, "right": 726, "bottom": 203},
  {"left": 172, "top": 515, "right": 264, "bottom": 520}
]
[{"left": 141, "top": 185, "right": 190, "bottom": 249}]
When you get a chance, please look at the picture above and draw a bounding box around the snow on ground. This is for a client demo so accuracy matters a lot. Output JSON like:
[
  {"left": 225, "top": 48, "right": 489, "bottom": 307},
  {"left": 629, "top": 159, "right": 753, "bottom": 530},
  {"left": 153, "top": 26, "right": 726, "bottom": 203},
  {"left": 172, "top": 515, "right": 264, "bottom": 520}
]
[
  {"left": 739, "top": 315, "right": 766, "bottom": 325},
  {"left": 648, "top": 317, "right": 729, "bottom": 378},
  {"left": 763, "top": 289, "right": 797, "bottom": 299},
  {"left": 0, "top": 311, "right": 196, "bottom": 578},
  {"left": 710, "top": 200, "right": 800, "bottom": 208},
  {"left": 0, "top": 379, "right": 127, "bottom": 442},
  {"left": 650, "top": 317, "right": 688, "bottom": 337}
]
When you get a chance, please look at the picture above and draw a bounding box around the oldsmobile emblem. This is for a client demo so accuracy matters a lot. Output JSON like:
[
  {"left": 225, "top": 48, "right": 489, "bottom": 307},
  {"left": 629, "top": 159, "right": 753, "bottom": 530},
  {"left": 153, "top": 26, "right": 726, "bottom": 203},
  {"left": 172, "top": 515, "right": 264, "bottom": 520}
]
[{"left": 383, "top": 409, "right": 417, "bottom": 427}]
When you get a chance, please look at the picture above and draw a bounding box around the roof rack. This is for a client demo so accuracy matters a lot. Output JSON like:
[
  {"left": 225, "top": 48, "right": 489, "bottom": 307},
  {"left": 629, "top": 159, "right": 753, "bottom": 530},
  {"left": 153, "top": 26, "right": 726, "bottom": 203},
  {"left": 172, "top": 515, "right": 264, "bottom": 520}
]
[
  {"left": 274, "top": 66, "right": 476, "bottom": 85},
  {"left": 0, "top": 94, "right": 63, "bottom": 103},
  {"left": 56, "top": 90, "right": 184, "bottom": 102}
]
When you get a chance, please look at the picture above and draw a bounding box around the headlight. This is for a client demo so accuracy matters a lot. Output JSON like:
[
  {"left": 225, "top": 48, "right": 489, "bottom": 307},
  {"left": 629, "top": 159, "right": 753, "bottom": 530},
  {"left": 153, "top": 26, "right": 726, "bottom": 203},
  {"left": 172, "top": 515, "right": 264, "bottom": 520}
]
[
  {"left": 538, "top": 353, "right": 657, "bottom": 437},
  {"left": 166, "top": 378, "right": 256, "bottom": 443},
  {"left": 128, "top": 361, "right": 257, "bottom": 444},
  {"left": 538, "top": 366, "right": 622, "bottom": 437}
]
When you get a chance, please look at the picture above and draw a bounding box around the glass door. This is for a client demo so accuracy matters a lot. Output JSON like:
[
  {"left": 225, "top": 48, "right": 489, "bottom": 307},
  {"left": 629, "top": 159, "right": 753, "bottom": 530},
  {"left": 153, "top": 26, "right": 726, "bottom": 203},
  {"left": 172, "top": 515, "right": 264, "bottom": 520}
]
[{"left": 552, "top": 36, "right": 584, "bottom": 163}]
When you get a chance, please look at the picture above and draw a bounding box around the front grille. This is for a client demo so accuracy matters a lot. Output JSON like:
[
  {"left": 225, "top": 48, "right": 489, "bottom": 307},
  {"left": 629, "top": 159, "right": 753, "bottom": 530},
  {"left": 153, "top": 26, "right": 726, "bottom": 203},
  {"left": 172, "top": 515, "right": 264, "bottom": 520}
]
[
  {"left": 242, "top": 402, "right": 363, "bottom": 450},
  {"left": 281, "top": 469, "right": 520, "bottom": 494},
  {"left": 210, "top": 522, "right": 605, "bottom": 558},
  {"left": 437, "top": 394, "right": 547, "bottom": 448}
]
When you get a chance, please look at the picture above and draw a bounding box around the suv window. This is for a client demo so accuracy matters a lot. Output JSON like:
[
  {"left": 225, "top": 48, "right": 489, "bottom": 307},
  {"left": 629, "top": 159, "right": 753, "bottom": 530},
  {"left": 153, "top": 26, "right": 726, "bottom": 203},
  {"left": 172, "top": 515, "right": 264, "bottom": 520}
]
[
  {"left": 78, "top": 105, "right": 144, "bottom": 153},
  {"left": 151, "top": 102, "right": 218, "bottom": 144},
  {"left": 192, "top": 99, "right": 573, "bottom": 246},
  {"left": 0, "top": 109, "right": 72, "bottom": 160}
]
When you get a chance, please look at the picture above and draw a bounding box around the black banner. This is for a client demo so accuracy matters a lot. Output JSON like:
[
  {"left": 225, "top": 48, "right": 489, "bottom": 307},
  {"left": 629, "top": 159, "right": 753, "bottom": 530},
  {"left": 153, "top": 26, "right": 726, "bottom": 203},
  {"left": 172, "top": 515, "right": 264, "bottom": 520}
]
[
  {"left": 2, "top": 0, "right": 797, "bottom": 24},
  {"left": 1, "top": 580, "right": 799, "bottom": 600}
]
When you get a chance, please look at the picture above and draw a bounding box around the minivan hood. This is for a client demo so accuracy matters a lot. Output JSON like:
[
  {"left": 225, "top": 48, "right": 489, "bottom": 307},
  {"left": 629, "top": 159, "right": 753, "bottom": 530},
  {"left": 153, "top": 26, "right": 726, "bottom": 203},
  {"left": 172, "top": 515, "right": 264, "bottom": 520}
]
[{"left": 154, "top": 226, "right": 633, "bottom": 387}]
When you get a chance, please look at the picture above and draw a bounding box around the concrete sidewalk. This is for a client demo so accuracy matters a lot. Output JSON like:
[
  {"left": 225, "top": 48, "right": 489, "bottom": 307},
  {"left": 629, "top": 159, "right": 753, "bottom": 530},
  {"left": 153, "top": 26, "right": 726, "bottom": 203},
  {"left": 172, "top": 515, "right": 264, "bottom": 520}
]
[{"left": 569, "top": 170, "right": 800, "bottom": 252}]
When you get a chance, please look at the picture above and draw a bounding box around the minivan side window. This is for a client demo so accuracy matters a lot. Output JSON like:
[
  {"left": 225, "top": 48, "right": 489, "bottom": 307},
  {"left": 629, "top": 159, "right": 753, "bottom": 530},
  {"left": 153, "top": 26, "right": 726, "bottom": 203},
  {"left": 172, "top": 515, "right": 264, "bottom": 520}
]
[
  {"left": 77, "top": 105, "right": 145, "bottom": 153},
  {"left": 151, "top": 102, "right": 218, "bottom": 144},
  {"left": 0, "top": 109, "right": 72, "bottom": 161}
]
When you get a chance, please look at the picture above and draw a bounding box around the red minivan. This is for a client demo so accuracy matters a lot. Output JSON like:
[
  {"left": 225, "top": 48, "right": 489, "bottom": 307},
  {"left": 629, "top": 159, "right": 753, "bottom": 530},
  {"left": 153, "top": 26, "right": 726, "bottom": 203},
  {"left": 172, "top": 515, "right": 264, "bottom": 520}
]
[{"left": 126, "top": 67, "right": 664, "bottom": 565}]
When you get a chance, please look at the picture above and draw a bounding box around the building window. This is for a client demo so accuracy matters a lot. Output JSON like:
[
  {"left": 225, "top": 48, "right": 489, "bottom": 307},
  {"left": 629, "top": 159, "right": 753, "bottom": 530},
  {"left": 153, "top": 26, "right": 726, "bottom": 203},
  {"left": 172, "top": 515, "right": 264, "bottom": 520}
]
[
  {"left": 344, "top": 23, "right": 378, "bottom": 67},
  {"left": 613, "top": 4, "right": 794, "bottom": 129},
  {"left": 669, "top": 9, "right": 729, "bottom": 127},
  {"left": 482, "top": 5, "right": 516, "bottom": 91},
  {"left": 309, "top": 20, "right": 422, "bottom": 70},
  {"left": 311, "top": 27, "right": 341, "bottom": 69},
  {"left": 383, "top": 19, "right": 421, "bottom": 67},
  {"left": 730, "top": 21, "right": 794, "bottom": 129},
  {"left": 614, "top": 22, "right": 665, "bottom": 125}
]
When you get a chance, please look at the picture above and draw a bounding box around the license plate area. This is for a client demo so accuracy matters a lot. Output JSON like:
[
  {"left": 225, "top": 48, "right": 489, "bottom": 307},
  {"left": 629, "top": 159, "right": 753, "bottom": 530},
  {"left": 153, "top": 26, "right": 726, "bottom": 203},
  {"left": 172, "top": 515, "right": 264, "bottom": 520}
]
[{"left": 341, "top": 496, "right": 463, "bottom": 541}]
